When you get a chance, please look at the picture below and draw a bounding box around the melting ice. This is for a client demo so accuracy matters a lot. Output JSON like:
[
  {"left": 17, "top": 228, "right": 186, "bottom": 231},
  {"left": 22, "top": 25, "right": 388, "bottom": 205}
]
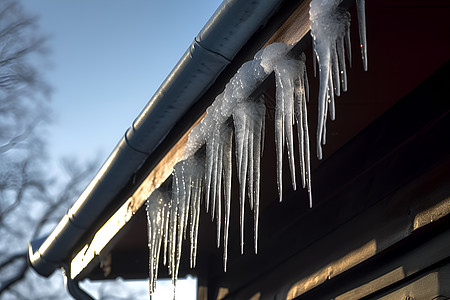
[
  {"left": 146, "top": 0, "right": 368, "bottom": 293},
  {"left": 146, "top": 43, "right": 312, "bottom": 296},
  {"left": 260, "top": 48, "right": 311, "bottom": 204},
  {"left": 146, "top": 190, "right": 170, "bottom": 294},
  {"left": 232, "top": 98, "right": 266, "bottom": 255},
  {"left": 310, "top": 0, "right": 367, "bottom": 159}
]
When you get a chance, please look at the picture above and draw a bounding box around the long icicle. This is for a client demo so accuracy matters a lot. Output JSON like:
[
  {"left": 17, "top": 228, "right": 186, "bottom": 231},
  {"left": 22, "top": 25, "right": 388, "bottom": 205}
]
[
  {"left": 294, "top": 53, "right": 309, "bottom": 196},
  {"left": 239, "top": 115, "right": 249, "bottom": 254},
  {"left": 356, "top": 0, "right": 368, "bottom": 71},
  {"left": 276, "top": 61, "right": 297, "bottom": 192},
  {"left": 252, "top": 97, "right": 265, "bottom": 254},
  {"left": 173, "top": 162, "right": 187, "bottom": 287},
  {"left": 146, "top": 190, "right": 169, "bottom": 295},
  {"left": 274, "top": 70, "right": 285, "bottom": 201},
  {"left": 216, "top": 142, "right": 223, "bottom": 248},
  {"left": 188, "top": 154, "right": 204, "bottom": 269},
  {"left": 222, "top": 122, "right": 233, "bottom": 271},
  {"left": 310, "top": 0, "right": 363, "bottom": 160},
  {"left": 149, "top": 43, "right": 326, "bottom": 297}
]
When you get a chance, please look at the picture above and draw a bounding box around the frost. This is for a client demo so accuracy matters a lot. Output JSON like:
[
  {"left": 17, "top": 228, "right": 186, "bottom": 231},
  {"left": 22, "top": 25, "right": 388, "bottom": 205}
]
[{"left": 310, "top": 0, "right": 367, "bottom": 159}]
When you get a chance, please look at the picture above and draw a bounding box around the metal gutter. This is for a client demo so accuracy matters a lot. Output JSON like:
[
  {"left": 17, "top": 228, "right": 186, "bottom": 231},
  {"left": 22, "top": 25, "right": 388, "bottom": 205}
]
[{"left": 28, "top": 0, "right": 284, "bottom": 279}]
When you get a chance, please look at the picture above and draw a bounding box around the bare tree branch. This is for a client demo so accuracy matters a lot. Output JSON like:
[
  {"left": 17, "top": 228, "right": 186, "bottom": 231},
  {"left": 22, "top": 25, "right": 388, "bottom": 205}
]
[
  {"left": 0, "top": 1, "right": 144, "bottom": 298},
  {"left": 0, "top": 1, "right": 56, "bottom": 297},
  {"left": 0, "top": 257, "right": 27, "bottom": 294},
  {"left": 31, "top": 160, "right": 98, "bottom": 239},
  {"left": 0, "top": 252, "right": 26, "bottom": 270},
  {"left": 0, "top": 160, "right": 46, "bottom": 224}
]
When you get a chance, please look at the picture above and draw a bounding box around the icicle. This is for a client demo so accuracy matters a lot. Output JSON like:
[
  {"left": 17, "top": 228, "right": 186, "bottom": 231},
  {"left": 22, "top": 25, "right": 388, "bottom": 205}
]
[
  {"left": 167, "top": 153, "right": 206, "bottom": 287},
  {"left": 293, "top": 53, "right": 312, "bottom": 205},
  {"left": 356, "top": 0, "right": 368, "bottom": 71},
  {"left": 210, "top": 137, "right": 219, "bottom": 219},
  {"left": 187, "top": 154, "right": 205, "bottom": 269},
  {"left": 274, "top": 68, "right": 285, "bottom": 202},
  {"left": 328, "top": 70, "right": 336, "bottom": 121},
  {"left": 232, "top": 98, "right": 266, "bottom": 254},
  {"left": 310, "top": 0, "right": 368, "bottom": 159},
  {"left": 259, "top": 43, "right": 291, "bottom": 201},
  {"left": 170, "top": 163, "right": 182, "bottom": 285},
  {"left": 345, "top": 23, "right": 352, "bottom": 67},
  {"left": 163, "top": 200, "right": 170, "bottom": 266},
  {"left": 301, "top": 75, "right": 312, "bottom": 208},
  {"left": 189, "top": 175, "right": 201, "bottom": 268},
  {"left": 168, "top": 177, "right": 178, "bottom": 280},
  {"left": 204, "top": 119, "right": 233, "bottom": 250},
  {"left": 277, "top": 61, "right": 298, "bottom": 192},
  {"left": 183, "top": 177, "right": 191, "bottom": 242},
  {"left": 216, "top": 143, "right": 223, "bottom": 248},
  {"left": 233, "top": 105, "right": 249, "bottom": 254},
  {"left": 337, "top": 36, "right": 348, "bottom": 92},
  {"left": 259, "top": 43, "right": 312, "bottom": 202},
  {"left": 204, "top": 129, "right": 213, "bottom": 213},
  {"left": 222, "top": 123, "right": 233, "bottom": 271},
  {"left": 331, "top": 42, "right": 340, "bottom": 98},
  {"left": 247, "top": 123, "right": 255, "bottom": 211},
  {"left": 189, "top": 175, "right": 199, "bottom": 268},
  {"left": 312, "top": 41, "right": 317, "bottom": 77},
  {"left": 252, "top": 97, "right": 265, "bottom": 254},
  {"left": 146, "top": 190, "right": 170, "bottom": 295}
]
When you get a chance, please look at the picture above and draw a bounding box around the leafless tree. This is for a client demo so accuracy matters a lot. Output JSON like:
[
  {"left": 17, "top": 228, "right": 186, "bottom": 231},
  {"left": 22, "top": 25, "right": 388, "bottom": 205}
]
[
  {"left": 0, "top": 0, "right": 50, "bottom": 153},
  {"left": 0, "top": 2, "right": 149, "bottom": 299},
  {"left": 0, "top": 1, "right": 96, "bottom": 298}
]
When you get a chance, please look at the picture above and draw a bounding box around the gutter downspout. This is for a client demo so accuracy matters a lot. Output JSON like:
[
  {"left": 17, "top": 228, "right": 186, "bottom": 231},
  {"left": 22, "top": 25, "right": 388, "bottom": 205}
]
[
  {"left": 28, "top": 0, "right": 284, "bottom": 279},
  {"left": 61, "top": 264, "right": 94, "bottom": 300}
]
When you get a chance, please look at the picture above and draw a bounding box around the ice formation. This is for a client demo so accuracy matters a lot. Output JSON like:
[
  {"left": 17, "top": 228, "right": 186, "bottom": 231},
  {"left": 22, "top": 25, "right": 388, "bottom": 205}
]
[
  {"left": 269, "top": 52, "right": 310, "bottom": 204},
  {"left": 310, "top": 0, "right": 367, "bottom": 159},
  {"left": 146, "top": 0, "right": 369, "bottom": 296},
  {"left": 146, "top": 43, "right": 311, "bottom": 296},
  {"left": 356, "top": 0, "right": 368, "bottom": 71},
  {"left": 172, "top": 154, "right": 206, "bottom": 283},
  {"left": 146, "top": 190, "right": 170, "bottom": 294},
  {"left": 232, "top": 98, "right": 266, "bottom": 255}
]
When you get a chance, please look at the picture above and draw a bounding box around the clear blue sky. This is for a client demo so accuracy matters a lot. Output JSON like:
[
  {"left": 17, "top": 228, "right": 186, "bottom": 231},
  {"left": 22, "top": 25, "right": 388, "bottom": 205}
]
[
  {"left": 21, "top": 0, "right": 222, "bottom": 167},
  {"left": 20, "top": 0, "right": 222, "bottom": 298}
]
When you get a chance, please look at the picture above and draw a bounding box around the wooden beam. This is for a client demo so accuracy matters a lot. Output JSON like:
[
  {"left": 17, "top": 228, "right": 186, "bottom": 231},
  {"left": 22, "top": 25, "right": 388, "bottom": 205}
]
[{"left": 265, "top": 0, "right": 311, "bottom": 46}]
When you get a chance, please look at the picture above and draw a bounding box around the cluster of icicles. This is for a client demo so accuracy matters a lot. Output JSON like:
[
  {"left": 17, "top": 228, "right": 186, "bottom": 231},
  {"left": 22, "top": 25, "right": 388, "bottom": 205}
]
[{"left": 146, "top": 0, "right": 367, "bottom": 296}]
